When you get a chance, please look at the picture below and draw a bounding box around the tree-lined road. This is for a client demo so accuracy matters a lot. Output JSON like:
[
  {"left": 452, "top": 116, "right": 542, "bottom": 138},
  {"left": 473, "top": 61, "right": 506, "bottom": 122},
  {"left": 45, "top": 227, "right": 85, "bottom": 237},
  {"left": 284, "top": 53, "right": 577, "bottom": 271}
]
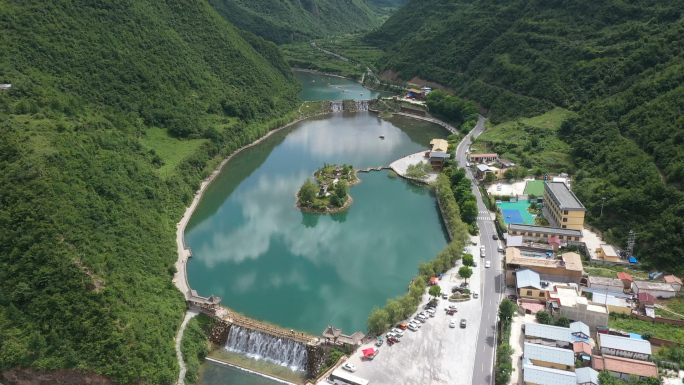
[{"left": 456, "top": 117, "right": 505, "bottom": 385}]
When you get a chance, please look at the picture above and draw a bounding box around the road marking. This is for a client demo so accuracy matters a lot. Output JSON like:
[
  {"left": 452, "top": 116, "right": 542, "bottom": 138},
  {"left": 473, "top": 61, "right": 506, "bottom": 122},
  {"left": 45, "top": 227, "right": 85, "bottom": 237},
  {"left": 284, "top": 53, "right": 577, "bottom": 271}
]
[
  {"left": 482, "top": 363, "right": 484, "bottom": 371},
  {"left": 488, "top": 313, "right": 490, "bottom": 320},
  {"left": 483, "top": 345, "right": 485, "bottom": 352}
]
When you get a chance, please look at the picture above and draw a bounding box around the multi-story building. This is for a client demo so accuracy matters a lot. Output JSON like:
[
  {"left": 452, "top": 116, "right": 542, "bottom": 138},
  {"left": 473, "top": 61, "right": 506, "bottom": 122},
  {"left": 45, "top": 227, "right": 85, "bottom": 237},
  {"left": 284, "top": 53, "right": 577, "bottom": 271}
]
[
  {"left": 542, "top": 181, "right": 586, "bottom": 230},
  {"left": 506, "top": 249, "right": 583, "bottom": 285},
  {"left": 507, "top": 223, "right": 583, "bottom": 243}
]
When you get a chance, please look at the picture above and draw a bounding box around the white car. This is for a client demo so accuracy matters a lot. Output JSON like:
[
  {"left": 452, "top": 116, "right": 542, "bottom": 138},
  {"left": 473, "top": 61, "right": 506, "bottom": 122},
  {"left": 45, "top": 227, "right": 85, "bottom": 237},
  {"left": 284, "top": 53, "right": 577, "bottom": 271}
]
[
  {"left": 416, "top": 314, "right": 428, "bottom": 323},
  {"left": 473, "top": 291, "right": 479, "bottom": 299},
  {"left": 447, "top": 305, "right": 458, "bottom": 311},
  {"left": 391, "top": 328, "right": 405, "bottom": 335},
  {"left": 485, "top": 261, "right": 491, "bottom": 268},
  {"left": 409, "top": 320, "right": 422, "bottom": 328},
  {"left": 449, "top": 320, "right": 457, "bottom": 328},
  {"left": 407, "top": 323, "right": 419, "bottom": 331},
  {"left": 426, "top": 308, "right": 436, "bottom": 317},
  {"left": 342, "top": 363, "right": 356, "bottom": 372}
]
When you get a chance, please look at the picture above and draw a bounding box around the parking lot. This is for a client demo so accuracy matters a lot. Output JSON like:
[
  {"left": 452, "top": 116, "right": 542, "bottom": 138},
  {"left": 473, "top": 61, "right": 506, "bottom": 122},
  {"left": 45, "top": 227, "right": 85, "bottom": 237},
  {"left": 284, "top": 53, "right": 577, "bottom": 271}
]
[{"left": 319, "top": 239, "right": 485, "bottom": 385}]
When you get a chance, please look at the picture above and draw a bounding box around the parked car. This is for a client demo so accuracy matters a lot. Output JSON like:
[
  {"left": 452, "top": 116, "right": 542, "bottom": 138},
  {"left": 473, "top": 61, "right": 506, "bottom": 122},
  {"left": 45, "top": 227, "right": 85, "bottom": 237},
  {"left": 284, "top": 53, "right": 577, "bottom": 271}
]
[
  {"left": 391, "top": 328, "right": 404, "bottom": 335},
  {"left": 485, "top": 261, "right": 491, "bottom": 268},
  {"left": 507, "top": 294, "right": 518, "bottom": 300},
  {"left": 416, "top": 314, "right": 428, "bottom": 323},
  {"left": 343, "top": 363, "right": 356, "bottom": 372},
  {"left": 498, "top": 246, "right": 504, "bottom": 253},
  {"left": 396, "top": 323, "right": 407, "bottom": 330},
  {"left": 460, "top": 319, "right": 467, "bottom": 328},
  {"left": 473, "top": 261, "right": 477, "bottom": 267},
  {"left": 473, "top": 292, "right": 479, "bottom": 299},
  {"left": 446, "top": 310, "right": 456, "bottom": 315},
  {"left": 449, "top": 320, "right": 457, "bottom": 328},
  {"left": 446, "top": 305, "right": 458, "bottom": 311},
  {"left": 460, "top": 282, "right": 469, "bottom": 288},
  {"left": 408, "top": 323, "right": 419, "bottom": 331},
  {"left": 480, "top": 250, "right": 486, "bottom": 257},
  {"left": 492, "top": 234, "right": 498, "bottom": 240},
  {"left": 386, "top": 332, "right": 397, "bottom": 339},
  {"left": 426, "top": 308, "right": 436, "bottom": 317},
  {"left": 426, "top": 301, "right": 438, "bottom": 309},
  {"left": 442, "top": 293, "right": 448, "bottom": 299},
  {"left": 409, "top": 320, "right": 422, "bottom": 328}
]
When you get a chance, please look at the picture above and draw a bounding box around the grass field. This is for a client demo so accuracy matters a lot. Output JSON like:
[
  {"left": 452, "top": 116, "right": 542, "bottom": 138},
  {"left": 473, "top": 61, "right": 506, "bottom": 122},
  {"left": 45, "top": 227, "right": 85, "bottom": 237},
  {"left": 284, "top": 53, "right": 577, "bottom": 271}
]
[
  {"left": 475, "top": 108, "right": 577, "bottom": 171},
  {"left": 609, "top": 315, "right": 684, "bottom": 344},
  {"left": 140, "top": 127, "right": 208, "bottom": 179},
  {"left": 281, "top": 41, "right": 367, "bottom": 80},
  {"left": 524, "top": 180, "right": 545, "bottom": 196}
]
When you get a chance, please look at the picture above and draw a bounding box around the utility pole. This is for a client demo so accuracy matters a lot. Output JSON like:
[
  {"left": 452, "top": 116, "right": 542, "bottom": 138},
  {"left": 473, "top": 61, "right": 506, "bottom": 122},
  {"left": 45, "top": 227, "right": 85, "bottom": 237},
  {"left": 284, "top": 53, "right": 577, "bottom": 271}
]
[{"left": 600, "top": 197, "right": 606, "bottom": 217}]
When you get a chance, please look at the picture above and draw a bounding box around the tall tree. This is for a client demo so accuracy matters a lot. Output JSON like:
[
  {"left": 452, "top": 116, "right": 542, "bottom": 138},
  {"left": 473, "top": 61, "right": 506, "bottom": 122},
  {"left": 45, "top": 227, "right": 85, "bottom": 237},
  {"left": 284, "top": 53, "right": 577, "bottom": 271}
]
[
  {"left": 459, "top": 266, "right": 473, "bottom": 283},
  {"left": 298, "top": 178, "right": 318, "bottom": 205}
]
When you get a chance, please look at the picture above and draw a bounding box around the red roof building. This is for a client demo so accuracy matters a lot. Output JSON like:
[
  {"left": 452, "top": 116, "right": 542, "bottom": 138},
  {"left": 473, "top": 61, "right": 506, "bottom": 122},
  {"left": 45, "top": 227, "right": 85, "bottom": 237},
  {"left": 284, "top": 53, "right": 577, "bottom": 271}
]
[
  {"left": 573, "top": 341, "right": 592, "bottom": 355},
  {"left": 665, "top": 275, "right": 683, "bottom": 292},
  {"left": 592, "top": 354, "right": 658, "bottom": 380},
  {"left": 637, "top": 292, "right": 656, "bottom": 306},
  {"left": 617, "top": 272, "right": 633, "bottom": 289}
]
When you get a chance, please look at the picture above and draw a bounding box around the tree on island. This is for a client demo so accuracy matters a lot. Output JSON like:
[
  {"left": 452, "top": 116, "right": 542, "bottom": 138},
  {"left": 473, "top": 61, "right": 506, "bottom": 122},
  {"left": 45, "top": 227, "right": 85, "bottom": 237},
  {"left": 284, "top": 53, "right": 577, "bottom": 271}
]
[
  {"left": 459, "top": 266, "right": 473, "bottom": 283},
  {"left": 462, "top": 254, "right": 475, "bottom": 267},
  {"left": 428, "top": 285, "right": 442, "bottom": 299},
  {"left": 298, "top": 178, "right": 318, "bottom": 206}
]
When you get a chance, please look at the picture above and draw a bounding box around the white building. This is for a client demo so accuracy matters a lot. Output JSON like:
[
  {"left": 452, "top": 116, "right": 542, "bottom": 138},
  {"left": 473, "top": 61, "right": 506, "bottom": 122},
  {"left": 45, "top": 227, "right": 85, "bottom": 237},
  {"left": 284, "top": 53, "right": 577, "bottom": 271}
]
[
  {"left": 587, "top": 276, "right": 624, "bottom": 293},
  {"left": 632, "top": 280, "right": 677, "bottom": 299},
  {"left": 598, "top": 333, "right": 651, "bottom": 360}
]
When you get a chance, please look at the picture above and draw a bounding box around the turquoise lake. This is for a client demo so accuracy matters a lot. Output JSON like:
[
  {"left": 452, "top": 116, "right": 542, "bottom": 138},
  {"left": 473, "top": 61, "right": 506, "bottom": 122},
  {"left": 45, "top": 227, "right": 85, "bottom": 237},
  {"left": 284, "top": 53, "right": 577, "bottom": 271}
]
[{"left": 294, "top": 71, "right": 394, "bottom": 101}]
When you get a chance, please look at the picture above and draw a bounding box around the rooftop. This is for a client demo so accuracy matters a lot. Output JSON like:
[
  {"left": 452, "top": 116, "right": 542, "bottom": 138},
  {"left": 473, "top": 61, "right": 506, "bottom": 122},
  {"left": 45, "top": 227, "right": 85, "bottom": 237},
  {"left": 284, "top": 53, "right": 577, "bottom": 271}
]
[
  {"left": 322, "top": 325, "right": 342, "bottom": 338},
  {"left": 591, "top": 292, "right": 631, "bottom": 308},
  {"left": 569, "top": 321, "right": 590, "bottom": 337},
  {"left": 588, "top": 276, "right": 624, "bottom": 288},
  {"left": 599, "top": 333, "right": 652, "bottom": 355},
  {"left": 429, "top": 151, "right": 451, "bottom": 159},
  {"left": 525, "top": 323, "right": 573, "bottom": 343},
  {"left": 637, "top": 292, "right": 656, "bottom": 303},
  {"left": 477, "top": 164, "right": 490, "bottom": 172},
  {"left": 574, "top": 367, "right": 600, "bottom": 385},
  {"left": 517, "top": 268, "right": 542, "bottom": 290},
  {"left": 469, "top": 153, "right": 498, "bottom": 158},
  {"left": 633, "top": 280, "right": 676, "bottom": 292},
  {"left": 573, "top": 341, "right": 592, "bottom": 355},
  {"left": 506, "top": 248, "right": 566, "bottom": 270},
  {"left": 599, "top": 244, "right": 619, "bottom": 257},
  {"left": 548, "top": 285, "right": 581, "bottom": 307},
  {"left": 665, "top": 275, "right": 682, "bottom": 284},
  {"left": 523, "top": 363, "right": 576, "bottom": 385},
  {"left": 544, "top": 181, "right": 586, "bottom": 211},
  {"left": 508, "top": 223, "right": 583, "bottom": 238},
  {"left": 429, "top": 139, "right": 448, "bottom": 153},
  {"left": 187, "top": 290, "right": 222, "bottom": 305},
  {"left": 592, "top": 354, "right": 658, "bottom": 378},
  {"left": 524, "top": 342, "right": 575, "bottom": 366},
  {"left": 561, "top": 252, "right": 583, "bottom": 271},
  {"left": 617, "top": 272, "right": 632, "bottom": 281},
  {"left": 498, "top": 158, "right": 515, "bottom": 167}
]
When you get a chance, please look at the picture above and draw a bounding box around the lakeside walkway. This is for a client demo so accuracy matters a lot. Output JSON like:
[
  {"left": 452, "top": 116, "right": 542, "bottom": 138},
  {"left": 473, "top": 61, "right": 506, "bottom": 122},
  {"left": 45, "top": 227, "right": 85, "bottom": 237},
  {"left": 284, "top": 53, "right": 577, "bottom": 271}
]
[
  {"left": 389, "top": 151, "right": 439, "bottom": 184},
  {"left": 394, "top": 112, "right": 458, "bottom": 135}
]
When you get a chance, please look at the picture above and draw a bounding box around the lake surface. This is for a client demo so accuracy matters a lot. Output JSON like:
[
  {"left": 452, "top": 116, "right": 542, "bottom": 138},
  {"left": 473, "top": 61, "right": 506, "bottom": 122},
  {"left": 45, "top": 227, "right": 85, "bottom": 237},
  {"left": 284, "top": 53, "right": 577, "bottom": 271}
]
[
  {"left": 186, "top": 112, "right": 449, "bottom": 334},
  {"left": 295, "top": 71, "right": 394, "bottom": 101}
]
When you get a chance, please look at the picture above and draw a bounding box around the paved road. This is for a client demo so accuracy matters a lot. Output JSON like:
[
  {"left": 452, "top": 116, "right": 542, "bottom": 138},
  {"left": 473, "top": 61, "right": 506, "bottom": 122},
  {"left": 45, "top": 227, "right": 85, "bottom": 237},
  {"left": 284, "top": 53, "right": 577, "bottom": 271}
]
[{"left": 455, "top": 117, "right": 506, "bottom": 385}]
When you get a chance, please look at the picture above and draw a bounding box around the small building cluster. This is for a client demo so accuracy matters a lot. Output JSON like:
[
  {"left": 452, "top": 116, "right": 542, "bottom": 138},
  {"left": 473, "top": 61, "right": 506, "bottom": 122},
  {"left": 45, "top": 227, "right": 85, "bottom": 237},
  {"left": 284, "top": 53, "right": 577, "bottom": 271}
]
[{"left": 522, "top": 320, "right": 658, "bottom": 385}]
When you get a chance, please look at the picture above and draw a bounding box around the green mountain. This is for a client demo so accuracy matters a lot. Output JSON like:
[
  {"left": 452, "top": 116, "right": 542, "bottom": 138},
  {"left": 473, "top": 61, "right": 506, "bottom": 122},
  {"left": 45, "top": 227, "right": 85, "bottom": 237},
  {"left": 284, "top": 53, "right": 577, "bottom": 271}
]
[
  {"left": 0, "top": 0, "right": 299, "bottom": 383},
  {"left": 207, "top": 0, "right": 383, "bottom": 44},
  {"left": 367, "top": 0, "right": 684, "bottom": 272}
]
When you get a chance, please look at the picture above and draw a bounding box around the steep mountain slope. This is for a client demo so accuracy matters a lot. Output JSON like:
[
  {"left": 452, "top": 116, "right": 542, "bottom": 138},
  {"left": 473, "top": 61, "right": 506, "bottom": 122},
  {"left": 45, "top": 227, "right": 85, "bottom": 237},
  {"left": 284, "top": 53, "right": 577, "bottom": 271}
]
[
  {"left": 0, "top": 0, "right": 299, "bottom": 383},
  {"left": 207, "top": 0, "right": 381, "bottom": 44},
  {"left": 367, "top": 0, "right": 684, "bottom": 271}
]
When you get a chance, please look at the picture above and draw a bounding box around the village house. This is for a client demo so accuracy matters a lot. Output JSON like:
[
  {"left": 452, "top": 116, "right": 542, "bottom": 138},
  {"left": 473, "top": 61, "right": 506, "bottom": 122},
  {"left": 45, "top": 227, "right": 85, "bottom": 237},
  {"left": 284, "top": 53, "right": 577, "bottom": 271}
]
[
  {"left": 522, "top": 363, "right": 577, "bottom": 385},
  {"left": 516, "top": 268, "right": 548, "bottom": 300},
  {"left": 594, "top": 244, "right": 622, "bottom": 263},
  {"left": 632, "top": 280, "right": 677, "bottom": 299},
  {"left": 524, "top": 322, "right": 590, "bottom": 349},
  {"left": 591, "top": 354, "right": 658, "bottom": 381},
  {"left": 547, "top": 285, "right": 609, "bottom": 329},
  {"left": 573, "top": 341, "right": 592, "bottom": 365},
  {"left": 587, "top": 276, "right": 624, "bottom": 293},
  {"left": 429, "top": 138, "right": 449, "bottom": 153},
  {"left": 637, "top": 292, "right": 655, "bottom": 307},
  {"left": 587, "top": 290, "right": 632, "bottom": 315},
  {"left": 507, "top": 223, "right": 584, "bottom": 243},
  {"left": 542, "top": 181, "right": 586, "bottom": 230},
  {"left": 598, "top": 333, "right": 651, "bottom": 360},
  {"left": 468, "top": 153, "right": 499, "bottom": 163},
  {"left": 617, "top": 272, "right": 632, "bottom": 289},
  {"left": 524, "top": 342, "right": 576, "bottom": 371},
  {"left": 664, "top": 275, "right": 683, "bottom": 292},
  {"left": 496, "top": 158, "right": 515, "bottom": 170},
  {"left": 506, "top": 249, "right": 583, "bottom": 285}
]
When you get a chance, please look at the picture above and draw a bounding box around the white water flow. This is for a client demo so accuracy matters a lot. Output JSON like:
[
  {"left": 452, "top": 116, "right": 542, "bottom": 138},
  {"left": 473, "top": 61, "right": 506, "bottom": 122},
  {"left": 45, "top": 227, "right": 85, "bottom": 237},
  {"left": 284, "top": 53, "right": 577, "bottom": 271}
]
[
  {"left": 224, "top": 326, "right": 308, "bottom": 371},
  {"left": 355, "top": 100, "right": 369, "bottom": 111},
  {"left": 331, "top": 101, "right": 343, "bottom": 112}
]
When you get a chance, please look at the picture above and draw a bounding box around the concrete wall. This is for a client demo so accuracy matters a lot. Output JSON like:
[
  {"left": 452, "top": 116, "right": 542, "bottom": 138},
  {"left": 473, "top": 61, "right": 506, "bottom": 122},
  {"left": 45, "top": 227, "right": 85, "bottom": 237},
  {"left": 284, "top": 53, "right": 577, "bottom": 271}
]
[
  {"left": 560, "top": 307, "right": 608, "bottom": 329},
  {"left": 600, "top": 347, "right": 649, "bottom": 361},
  {"left": 633, "top": 285, "right": 676, "bottom": 299},
  {"left": 519, "top": 288, "right": 547, "bottom": 300},
  {"left": 606, "top": 304, "right": 631, "bottom": 315}
]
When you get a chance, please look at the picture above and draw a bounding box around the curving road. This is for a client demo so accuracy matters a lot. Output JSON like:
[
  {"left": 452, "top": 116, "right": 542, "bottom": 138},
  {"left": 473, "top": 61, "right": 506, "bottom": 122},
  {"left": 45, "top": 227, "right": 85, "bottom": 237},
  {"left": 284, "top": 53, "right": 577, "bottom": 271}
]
[{"left": 455, "top": 117, "right": 505, "bottom": 385}]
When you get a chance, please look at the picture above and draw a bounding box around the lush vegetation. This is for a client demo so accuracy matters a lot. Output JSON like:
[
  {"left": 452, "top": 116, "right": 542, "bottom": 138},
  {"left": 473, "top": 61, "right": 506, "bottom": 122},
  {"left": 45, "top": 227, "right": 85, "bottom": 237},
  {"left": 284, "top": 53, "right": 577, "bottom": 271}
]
[
  {"left": 609, "top": 313, "right": 684, "bottom": 344},
  {"left": 298, "top": 164, "right": 356, "bottom": 211},
  {"left": 0, "top": 0, "right": 302, "bottom": 382},
  {"left": 405, "top": 161, "right": 433, "bottom": 179},
  {"left": 425, "top": 90, "right": 479, "bottom": 133},
  {"left": 366, "top": 173, "right": 470, "bottom": 334},
  {"left": 180, "top": 314, "right": 212, "bottom": 384},
  {"left": 494, "top": 299, "right": 515, "bottom": 385},
  {"left": 367, "top": 0, "right": 684, "bottom": 272},
  {"left": 283, "top": 43, "right": 369, "bottom": 80},
  {"left": 474, "top": 108, "right": 576, "bottom": 172},
  {"left": 599, "top": 370, "right": 659, "bottom": 385},
  {"left": 207, "top": 0, "right": 381, "bottom": 45}
]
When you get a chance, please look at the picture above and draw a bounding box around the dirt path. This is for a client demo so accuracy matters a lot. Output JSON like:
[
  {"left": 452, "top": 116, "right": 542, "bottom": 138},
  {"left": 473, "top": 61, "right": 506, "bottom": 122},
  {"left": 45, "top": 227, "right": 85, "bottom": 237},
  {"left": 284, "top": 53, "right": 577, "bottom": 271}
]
[{"left": 176, "top": 310, "right": 199, "bottom": 385}]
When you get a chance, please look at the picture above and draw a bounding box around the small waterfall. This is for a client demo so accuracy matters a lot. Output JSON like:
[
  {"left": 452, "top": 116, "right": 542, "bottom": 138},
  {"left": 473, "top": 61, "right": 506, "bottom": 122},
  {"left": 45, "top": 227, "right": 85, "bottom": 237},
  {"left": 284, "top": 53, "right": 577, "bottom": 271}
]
[
  {"left": 355, "top": 100, "right": 369, "bottom": 111},
  {"left": 224, "top": 326, "right": 309, "bottom": 371},
  {"left": 331, "top": 101, "right": 343, "bottom": 112}
]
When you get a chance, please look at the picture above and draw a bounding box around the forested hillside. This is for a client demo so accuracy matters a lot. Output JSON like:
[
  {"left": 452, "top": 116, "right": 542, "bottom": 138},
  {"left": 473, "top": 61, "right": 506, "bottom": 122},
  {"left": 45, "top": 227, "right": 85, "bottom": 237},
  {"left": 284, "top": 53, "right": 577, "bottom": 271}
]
[
  {"left": 367, "top": 0, "right": 684, "bottom": 272},
  {"left": 207, "top": 0, "right": 382, "bottom": 44},
  {"left": 0, "top": 0, "right": 299, "bottom": 383}
]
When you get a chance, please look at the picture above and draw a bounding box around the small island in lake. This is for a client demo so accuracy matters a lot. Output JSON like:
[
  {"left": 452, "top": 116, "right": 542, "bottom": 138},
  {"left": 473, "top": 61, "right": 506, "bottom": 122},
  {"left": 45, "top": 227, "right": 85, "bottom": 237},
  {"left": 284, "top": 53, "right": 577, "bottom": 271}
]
[{"left": 297, "top": 164, "right": 359, "bottom": 213}]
